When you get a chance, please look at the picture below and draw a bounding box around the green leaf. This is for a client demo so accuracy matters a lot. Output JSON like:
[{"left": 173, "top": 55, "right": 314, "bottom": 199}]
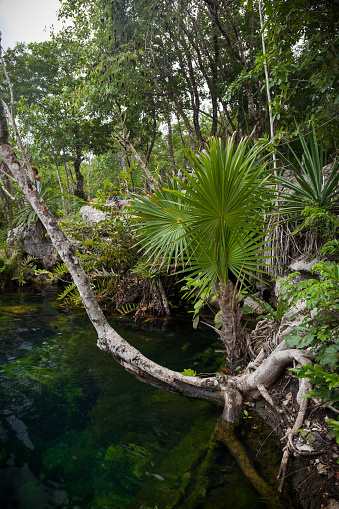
[{"left": 265, "top": 2, "right": 273, "bottom": 16}]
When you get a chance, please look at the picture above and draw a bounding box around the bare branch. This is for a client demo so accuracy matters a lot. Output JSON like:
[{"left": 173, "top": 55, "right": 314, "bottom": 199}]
[
  {"left": 0, "top": 35, "right": 33, "bottom": 180},
  {"left": 0, "top": 161, "right": 16, "bottom": 182}
]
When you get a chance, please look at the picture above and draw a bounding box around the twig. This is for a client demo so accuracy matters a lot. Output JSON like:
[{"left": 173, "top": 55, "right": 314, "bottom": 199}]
[
  {"left": 292, "top": 448, "right": 326, "bottom": 457},
  {"left": 0, "top": 161, "right": 16, "bottom": 182},
  {"left": 326, "top": 404, "right": 339, "bottom": 414},
  {"left": 0, "top": 182, "right": 15, "bottom": 200}
]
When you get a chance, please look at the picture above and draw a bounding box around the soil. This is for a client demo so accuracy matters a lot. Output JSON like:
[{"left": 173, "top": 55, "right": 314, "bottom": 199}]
[{"left": 254, "top": 371, "right": 339, "bottom": 509}]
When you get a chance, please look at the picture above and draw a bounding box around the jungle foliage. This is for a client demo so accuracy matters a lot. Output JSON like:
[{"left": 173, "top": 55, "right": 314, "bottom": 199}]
[{"left": 0, "top": 0, "right": 339, "bottom": 439}]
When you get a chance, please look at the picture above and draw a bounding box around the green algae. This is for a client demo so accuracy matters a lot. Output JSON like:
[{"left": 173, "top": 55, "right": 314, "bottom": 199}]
[{"left": 0, "top": 287, "right": 298, "bottom": 508}]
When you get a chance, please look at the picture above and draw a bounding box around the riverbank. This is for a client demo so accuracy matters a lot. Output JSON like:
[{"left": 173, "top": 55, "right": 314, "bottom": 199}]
[{"left": 255, "top": 370, "right": 339, "bottom": 509}]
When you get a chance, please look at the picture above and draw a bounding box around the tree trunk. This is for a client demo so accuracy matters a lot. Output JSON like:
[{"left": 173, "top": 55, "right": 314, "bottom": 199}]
[
  {"left": 55, "top": 163, "right": 68, "bottom": 214},
  {"left": 216, "top": 281, "right": 247, "bottom": 366},
  {"left": 73, "top": 148, "right": 87, "bottom": 201},
  {"left": 0, "top": 99, "right": 313, "bottom": 427}
]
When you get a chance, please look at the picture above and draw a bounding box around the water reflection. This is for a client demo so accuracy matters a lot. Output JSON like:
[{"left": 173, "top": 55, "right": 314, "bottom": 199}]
[{"left": 0, "top": 286, "right": 293, "bottom": 508}]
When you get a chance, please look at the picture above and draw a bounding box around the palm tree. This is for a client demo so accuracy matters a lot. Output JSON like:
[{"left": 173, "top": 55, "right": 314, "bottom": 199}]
[{"left": 131, "top": 136, "right": 272, "bottom": 365}]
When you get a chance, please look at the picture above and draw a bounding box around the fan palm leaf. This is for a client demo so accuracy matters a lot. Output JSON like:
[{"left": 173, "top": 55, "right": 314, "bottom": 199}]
[
  {"left": 132, "top": 177, "right": 191, "bottom": 266},
  {"left": 131, "top": 136, "right": 272, "bottom": 287},
  {"left": 186, "top": 228, "right": 272, "bottom": 294}
]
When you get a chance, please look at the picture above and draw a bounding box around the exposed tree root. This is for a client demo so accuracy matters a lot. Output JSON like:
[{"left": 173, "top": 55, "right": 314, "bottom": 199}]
[
  {"left": 257, "top": 384, "right": 275, "bottom": 406},
  {"left": 277, "top": 378, "right": 312, "bottom": 494}
]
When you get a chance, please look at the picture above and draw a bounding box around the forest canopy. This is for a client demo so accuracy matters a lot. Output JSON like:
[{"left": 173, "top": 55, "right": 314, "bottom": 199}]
[{"left": 0, "top": 2, "right": 339, "bottom": 503}]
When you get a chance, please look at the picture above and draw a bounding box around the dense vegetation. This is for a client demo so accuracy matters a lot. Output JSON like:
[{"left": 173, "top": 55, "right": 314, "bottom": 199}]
[{"left": 0, "top": 0, "right": 339, "bottom": 501}]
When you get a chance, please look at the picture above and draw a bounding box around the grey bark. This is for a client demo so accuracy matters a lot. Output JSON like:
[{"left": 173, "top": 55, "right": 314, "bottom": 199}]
[{"left": 0, "top": 98, "right": 312, "bottom": 424}]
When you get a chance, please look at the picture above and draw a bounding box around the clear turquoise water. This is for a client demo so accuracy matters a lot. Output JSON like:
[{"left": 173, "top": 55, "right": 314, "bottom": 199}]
[{"left": 0, "top": 286, "right": 294, "bottom": 508}]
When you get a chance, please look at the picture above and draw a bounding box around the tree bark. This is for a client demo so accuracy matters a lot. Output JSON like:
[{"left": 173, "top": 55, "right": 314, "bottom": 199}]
[
  {"left": 73, "top": 144, "right": 87, "bottom": 200},
  {"left": 0, "top": 98, "right": 313, "bottom": 426},
  {"left": 216, "top": 281, "right": 247, "bottom": 365},
  {"left": 55, "top": 162, "right": 68, "bottom": 214}
]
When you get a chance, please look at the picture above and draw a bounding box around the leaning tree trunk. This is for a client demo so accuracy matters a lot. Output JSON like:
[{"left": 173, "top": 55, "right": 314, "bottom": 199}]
[
  {"left": 0, "top": 97, "right": 225, "bottom": 401},
  {"left": 0, "top": 98, "right": 313, "bottom": 429}
]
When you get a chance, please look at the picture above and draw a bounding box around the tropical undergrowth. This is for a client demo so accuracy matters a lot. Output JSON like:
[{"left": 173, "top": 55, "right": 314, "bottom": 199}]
[
  {"left": 0, "top": 246, "right": 39, "bottom": 290},
  {"left": 11, "top": 177, "right": 62, "bottom": 228},
  {"left": 272, "top": 132, "right": 339, "bottom": 443},
  {"left": 131, "top": 136, "right": 274, "bottom": 364},
  {"left": 277, "top": 262, "right": 339, "bottom": 442},
  {"left": 265, "top": 131, "right": 339, "bottom": 275},
  {"left": 54, "top": 208, "right": 177, "bottom": 316},
  {"left": 0, "top": 248, "right": 19, "bottom": 289}
]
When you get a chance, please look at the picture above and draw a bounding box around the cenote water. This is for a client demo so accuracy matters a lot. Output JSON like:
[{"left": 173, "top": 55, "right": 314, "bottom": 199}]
[{"left": 0, "top": 286, "right": 297, "bottom": 509}]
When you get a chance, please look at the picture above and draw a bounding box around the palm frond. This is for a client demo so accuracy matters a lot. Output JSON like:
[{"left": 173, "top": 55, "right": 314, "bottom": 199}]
[
  {"left": 276, "top": 131, "right": 339, "bottom": 216},
  {"left": 131, "top": 136, "right": 272, "bottom": 290},
  {"left": 131, "top": 177, "right": 191, "bottom": 267}
]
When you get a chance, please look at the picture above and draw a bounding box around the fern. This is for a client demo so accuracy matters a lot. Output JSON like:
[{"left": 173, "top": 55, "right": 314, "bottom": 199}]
[
  {"left": 0, "top": 250, "right": 19, "bottom": 277},
  {"left": 117, "top": 303, "right": 138, "bottom": 315},
  {"left": 251, "top": 295, "right": 291, "bottom": 323},
  {"left": 20, "top": 255, "right": 37, "bottom": 269},
  {"left": 63, "top": 291, "right": 83, "bottom": 307},
  {"left": 57, "top": 283, "right": 77, "bottom": 301},
  {"left": 53, "top": 263, "right": 69, "bottom": 279},
  {"left": 131, "top": 260, "right": 166, "bottom": 279},
  {"left": 11, "top": 255, "right": 37, "bottom": 286},
  {"left": 92, "top": 267, "right": 118, "bottom": 278}
]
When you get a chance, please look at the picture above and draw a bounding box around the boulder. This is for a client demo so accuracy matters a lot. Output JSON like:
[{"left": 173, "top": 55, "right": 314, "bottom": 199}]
[
  {"left": 288, "top": 258, "right": 320, "bottom": 274},
  {"left": 7, "top": 221, "right": 61, "bottom": 270},
  {"left": 79, "top": 205, "right": 107, "bottom": 223},
  {"left": 80, "top": 200, "right": 130, "bottom": 224},
  {"left": 275, "top": 257, "right": 321, "bottom": 298}
]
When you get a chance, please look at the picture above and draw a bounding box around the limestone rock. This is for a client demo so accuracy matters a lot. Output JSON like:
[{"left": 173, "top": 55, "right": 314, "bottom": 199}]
[
  {"left": 80, "top": 200, "right": 130, "bottom": 224},
  {"left": 275, "top": 274, "right": 302, "bottom": 298},
  {"left": 79, "top": 205, "right": 107, "bottom": 223},
  {"left": 243, "top": 296, "right": 266, "bottom": 315},
  {"left": 289, "top": 258, "right": 320, "bottom": 274},
  {"left": 282, "top": 300, "right": 308, "bottom": 322},
  {"left": 7, "top": 221, "right": 61, "bottom": 270}
]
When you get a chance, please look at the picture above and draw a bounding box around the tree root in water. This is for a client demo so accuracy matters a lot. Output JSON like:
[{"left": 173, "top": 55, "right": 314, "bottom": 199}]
[{"left": 214, "top": 418, "right": 286, "bottom": 509}]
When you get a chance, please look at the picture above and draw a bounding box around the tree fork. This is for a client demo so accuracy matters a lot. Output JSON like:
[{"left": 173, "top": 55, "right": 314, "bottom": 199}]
[{"left": 0, "top": 97, "right": 312, "bottom": 440}]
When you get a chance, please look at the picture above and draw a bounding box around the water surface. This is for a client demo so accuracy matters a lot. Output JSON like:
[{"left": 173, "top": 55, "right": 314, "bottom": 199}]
[{"left": 0, "top": 286, "right": 292, "bottom": 508}]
